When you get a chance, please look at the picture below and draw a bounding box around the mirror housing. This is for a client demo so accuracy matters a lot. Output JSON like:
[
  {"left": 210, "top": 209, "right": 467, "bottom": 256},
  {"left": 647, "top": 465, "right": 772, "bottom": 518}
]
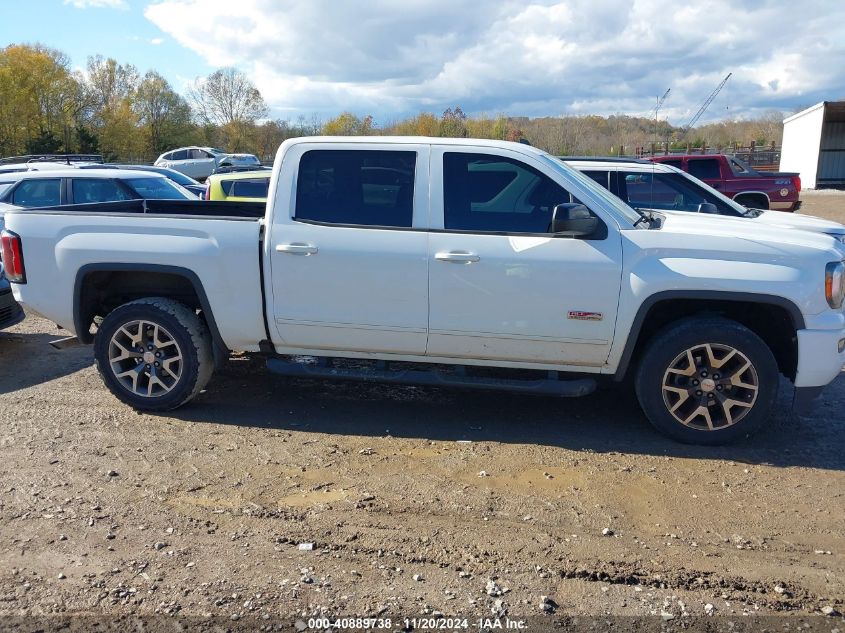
[
  {"left": 550, "top": 203, "right": 599, "bottom": 236},
  {"left": 697, "top": 202, "right": 718, "bottom": 214}
]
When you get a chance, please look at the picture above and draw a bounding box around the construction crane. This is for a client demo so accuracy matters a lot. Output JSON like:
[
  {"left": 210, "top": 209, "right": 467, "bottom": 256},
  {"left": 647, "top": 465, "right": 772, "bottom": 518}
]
[
  {"left": 682, "top": 73, "right": 732, "bottom": 133},
  {"left": 651, "top": 88, "right": 671, "bottom": 119}
]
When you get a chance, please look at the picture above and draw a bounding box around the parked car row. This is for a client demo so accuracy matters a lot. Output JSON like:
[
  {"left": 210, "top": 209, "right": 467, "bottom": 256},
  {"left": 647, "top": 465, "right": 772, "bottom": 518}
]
[
  {"left": 153, "top": 146, "right": 262, "bottom": 181},
  {"left": 561, "top": 157, "right": 844, "bottom": 239}
]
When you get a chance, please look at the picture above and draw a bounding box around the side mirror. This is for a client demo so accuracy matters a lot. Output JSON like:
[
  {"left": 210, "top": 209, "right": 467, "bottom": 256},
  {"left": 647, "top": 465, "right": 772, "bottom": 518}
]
[
  {"left": 550, "top": 203, "right": 598, "bottom": 236},
  {"left": 697, "top": 202, "right": 718, "bottom": 214}
]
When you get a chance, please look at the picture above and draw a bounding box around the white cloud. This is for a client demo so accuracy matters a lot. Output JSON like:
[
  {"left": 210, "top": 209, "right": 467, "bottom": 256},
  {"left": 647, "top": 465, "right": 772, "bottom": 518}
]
[
  {"left": 144, "top": 0, "right": 845, "bottom": 123},
  {"left": 64, "top": 0, "right": 128, "bottom": 8},
  {"left": 150, "top": 37, "right": 164, "bottom": 45}
]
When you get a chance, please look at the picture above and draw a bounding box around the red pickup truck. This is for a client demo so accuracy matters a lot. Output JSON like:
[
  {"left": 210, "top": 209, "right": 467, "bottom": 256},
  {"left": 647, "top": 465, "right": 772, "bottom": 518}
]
[{"left": 649, "top": 154, "right": 801, "bottom": 212}]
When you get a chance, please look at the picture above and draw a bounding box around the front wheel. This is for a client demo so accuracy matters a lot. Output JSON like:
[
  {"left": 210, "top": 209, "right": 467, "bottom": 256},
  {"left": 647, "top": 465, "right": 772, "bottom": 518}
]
[
  {"left": 635, "top": 318, "right": 779, "bottom": 444},
  {"left": 94, "top": 297, "right": 214, "bottom": 411}
]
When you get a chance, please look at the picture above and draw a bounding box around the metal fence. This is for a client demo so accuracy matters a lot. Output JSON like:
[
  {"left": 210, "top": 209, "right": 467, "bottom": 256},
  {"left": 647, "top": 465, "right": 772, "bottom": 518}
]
[{"left": 634, "top": 141, "right": 781, "bottom": 171}]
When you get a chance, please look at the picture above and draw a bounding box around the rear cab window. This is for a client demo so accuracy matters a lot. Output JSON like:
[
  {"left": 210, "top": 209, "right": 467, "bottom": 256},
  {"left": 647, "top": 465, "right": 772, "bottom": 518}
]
[
  {"left": 223, "top": 178, "right": 270, "bottom": 198},
  {"left": 687, "top": 158, "right": 721, "bottom": 180},
  {"left": 295, "top": 150, "right": 416, "bottom": 228}
]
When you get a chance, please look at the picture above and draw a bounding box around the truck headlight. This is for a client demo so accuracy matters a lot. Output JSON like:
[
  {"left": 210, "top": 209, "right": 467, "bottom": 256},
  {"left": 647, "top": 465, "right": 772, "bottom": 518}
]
[{"left": 825, "top": 261, "right": 845, "bottom": 308}]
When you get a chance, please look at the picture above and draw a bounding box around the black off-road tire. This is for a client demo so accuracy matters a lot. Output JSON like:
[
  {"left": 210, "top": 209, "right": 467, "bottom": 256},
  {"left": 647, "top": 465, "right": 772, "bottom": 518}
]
[
  {"left": 635, "top": 317, "right": 779, "bottom": 445},
  {"left": 94, "top": 297, "right": 213, "bottom": 411}
]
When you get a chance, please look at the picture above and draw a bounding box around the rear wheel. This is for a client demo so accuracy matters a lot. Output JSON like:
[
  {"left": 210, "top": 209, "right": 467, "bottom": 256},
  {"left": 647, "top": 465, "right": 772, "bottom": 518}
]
[
  {"left": 94, "top": 298, "right": 213, "bottom": 411},
  {"left": 635, "top": 318, "right": 778, "bottom": 444}
]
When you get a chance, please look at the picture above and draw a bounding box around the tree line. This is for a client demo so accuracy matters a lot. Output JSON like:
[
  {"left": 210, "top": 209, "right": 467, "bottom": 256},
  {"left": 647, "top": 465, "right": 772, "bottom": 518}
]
[{"left": 0, "top": 43, "right": 785, "bottom": 163}]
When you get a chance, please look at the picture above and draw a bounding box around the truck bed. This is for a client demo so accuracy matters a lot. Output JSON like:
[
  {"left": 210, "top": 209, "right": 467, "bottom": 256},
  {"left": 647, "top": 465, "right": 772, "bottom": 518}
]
[
  {"left": 31, "top": 199, "right": 266, "bottom": 219},
  {"left": 4, "top": 205, "right": 268, "bottom": 351}
]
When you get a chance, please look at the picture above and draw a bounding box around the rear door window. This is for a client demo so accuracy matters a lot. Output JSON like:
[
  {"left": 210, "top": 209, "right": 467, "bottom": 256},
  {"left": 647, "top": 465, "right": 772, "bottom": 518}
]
[
  {"left": 71, "top": 178, "right": 133, "bottom": 203},
  {"left": 170, "top": 149, "right": 189, "bottom": 161},
  {"left": 687, "top": 158, "right": 721, "bottom": 180},
  {"left": 11, "top": 178, "right": 61, "bottom": 207},
  {"left": 582, "top": 170, "right": 610, "bottom": 190},
  {"left": 295, "top": 150, "right": 416, "bottom": 228}
]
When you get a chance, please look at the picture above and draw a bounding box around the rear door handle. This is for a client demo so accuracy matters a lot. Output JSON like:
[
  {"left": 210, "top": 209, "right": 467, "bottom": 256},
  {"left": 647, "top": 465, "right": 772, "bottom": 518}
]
[
  {"left": 435, "top": 251, "right": 480, "bottom": 264},
  {"left": 276, "top": 242, "right": 318, "bottom": 255}
]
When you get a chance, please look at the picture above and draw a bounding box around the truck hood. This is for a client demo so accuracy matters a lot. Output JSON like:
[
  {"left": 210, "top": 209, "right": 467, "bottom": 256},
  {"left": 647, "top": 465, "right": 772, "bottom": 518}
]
[
  {"left": 753, "top": 210, "right": 845, "bottom": 236},
  {"left": 661, "top": 208, "right": 845, "bottom": 237},
  {"left": 655, "top": 211, "right": 843, "bottom": 254}
]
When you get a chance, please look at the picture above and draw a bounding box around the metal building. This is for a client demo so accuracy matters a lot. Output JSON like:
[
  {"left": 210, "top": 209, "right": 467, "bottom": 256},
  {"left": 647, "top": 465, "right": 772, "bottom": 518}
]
[{"left": 780, "top": 101, "right": 845, "bottom": 189}]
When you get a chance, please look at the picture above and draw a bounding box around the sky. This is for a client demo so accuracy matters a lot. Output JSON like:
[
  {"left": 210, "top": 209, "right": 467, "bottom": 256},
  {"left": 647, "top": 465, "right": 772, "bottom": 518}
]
[{"left": 2, "top": 0, "right": 844, "bottom": 127}]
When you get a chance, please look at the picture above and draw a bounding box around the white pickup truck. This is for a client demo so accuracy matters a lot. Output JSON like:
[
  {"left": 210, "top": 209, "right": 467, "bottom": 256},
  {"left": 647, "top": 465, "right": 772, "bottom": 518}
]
[{"left": 3, "top": 137, "right": 845, "bottom": 444}]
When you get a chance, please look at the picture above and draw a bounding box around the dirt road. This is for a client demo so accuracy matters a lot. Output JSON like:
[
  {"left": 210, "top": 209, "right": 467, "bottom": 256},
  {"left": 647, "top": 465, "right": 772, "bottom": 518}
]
[{"left": 1, "top": 194, "right": 844, "bottom": 629}]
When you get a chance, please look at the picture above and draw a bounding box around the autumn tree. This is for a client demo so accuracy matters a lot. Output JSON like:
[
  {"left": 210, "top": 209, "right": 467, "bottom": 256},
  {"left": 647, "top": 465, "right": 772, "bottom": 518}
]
[
  {"left": 0, "top": 44, "right": 84, "bottom": 155},
  {"left": 322, "top": 112, "right": 374, "bottom": 136},
  {"left": 82, "top": 55, "right": 143, "bottom": 159},
  {"left": 439, "top": 107, "right": 467, "bottom": 138},
  {"left": 189, "top": 68, "right": 268, "bottom": 151},
  {"left": 134, "top": 71, "right": 195, "bottom": 154}
]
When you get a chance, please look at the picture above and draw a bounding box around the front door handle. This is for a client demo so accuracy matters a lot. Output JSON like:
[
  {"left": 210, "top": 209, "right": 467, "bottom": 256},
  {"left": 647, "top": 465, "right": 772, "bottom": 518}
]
[
  {"left": 435, "top": 251, "right": 480, "bottom": 264},
  {"left": 276, "top": 242, "right": 318, "bottom": 255}
]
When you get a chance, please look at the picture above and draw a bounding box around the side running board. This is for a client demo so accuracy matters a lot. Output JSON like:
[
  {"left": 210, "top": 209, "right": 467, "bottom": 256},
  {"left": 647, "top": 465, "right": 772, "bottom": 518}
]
[{"left": 266, "top": 357, "right": 596, "bottom": 397}]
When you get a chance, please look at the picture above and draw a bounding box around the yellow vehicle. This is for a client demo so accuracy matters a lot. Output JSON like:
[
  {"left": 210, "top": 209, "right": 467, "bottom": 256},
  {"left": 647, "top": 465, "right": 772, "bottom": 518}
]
[{"left": 204, "top": 170, "right": 271, "bottom": 202}]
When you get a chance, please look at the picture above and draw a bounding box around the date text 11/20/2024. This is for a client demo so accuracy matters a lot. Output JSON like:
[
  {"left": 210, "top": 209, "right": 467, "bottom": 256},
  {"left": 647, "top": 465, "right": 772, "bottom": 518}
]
[{"left": 304, "top": 617, "right": 529, "bottom": 629}]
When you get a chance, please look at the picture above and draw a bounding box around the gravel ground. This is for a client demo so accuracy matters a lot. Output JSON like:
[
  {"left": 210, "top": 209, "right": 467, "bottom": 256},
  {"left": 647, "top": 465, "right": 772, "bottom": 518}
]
[{"left": 1, "top": 193, "right": 844, "bottom": 629}]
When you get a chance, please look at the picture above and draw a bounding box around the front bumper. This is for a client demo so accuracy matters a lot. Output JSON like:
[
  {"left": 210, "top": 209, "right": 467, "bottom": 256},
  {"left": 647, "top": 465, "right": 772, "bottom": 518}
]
[
  {"left": 792, "top": 326, "right": 845, "bottom": 414},
  {"left": 795, "top": 327, "right": 845, "bottom": 388},
  {"left": 0, "top": 284, "right": 24, "bottom": 330},
  {"left": 769, "top": 200, "right": 802, "bottom": 212}
]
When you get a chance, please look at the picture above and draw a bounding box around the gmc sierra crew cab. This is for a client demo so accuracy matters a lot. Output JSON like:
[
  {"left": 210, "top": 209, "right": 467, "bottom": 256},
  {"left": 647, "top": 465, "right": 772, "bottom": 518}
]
[{"left": 3, "top": 137, "right": 845, "bottom": 445}]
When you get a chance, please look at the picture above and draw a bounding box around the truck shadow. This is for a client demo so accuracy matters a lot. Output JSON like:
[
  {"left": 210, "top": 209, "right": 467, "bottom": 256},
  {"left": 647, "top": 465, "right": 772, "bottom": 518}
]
[
  {"left": 0, "top": 329, "right": 92, "bottom": 394},
  {"left": 168, "top": 356, "right": 845, "bottom": 472}
]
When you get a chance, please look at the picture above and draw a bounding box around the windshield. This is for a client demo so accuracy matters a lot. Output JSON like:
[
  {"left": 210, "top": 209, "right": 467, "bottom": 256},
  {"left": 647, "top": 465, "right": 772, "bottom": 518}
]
[
  {"left": 673, "top": 168, "right": 754, "bottom": 215},
  {"left": 157, "top": 168, "right": 199, "bottom": 186},
  {"left": 210, "top": 148, "right": 227, "bottom": 155},
  {"left": 542, "top": 154, "right": 643, "bottom": 224},
  {"left": 124, "top": 177, "right": 196, "bottom": 200}
]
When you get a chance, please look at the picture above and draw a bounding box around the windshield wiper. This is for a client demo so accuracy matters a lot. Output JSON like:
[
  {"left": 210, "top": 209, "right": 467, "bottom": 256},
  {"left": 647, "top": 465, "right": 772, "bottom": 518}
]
[{"left": 632, "top": 209, "right": 655, "bottom": 227}]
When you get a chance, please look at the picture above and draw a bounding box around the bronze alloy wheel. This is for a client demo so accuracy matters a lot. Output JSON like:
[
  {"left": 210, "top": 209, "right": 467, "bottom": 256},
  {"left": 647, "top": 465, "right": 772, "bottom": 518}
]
[
  {"left": 108, "top": 319, "right": 184, "bottom": 397},
  {"left": 661, "top": 343, "right": 759, "bottom": 431}
]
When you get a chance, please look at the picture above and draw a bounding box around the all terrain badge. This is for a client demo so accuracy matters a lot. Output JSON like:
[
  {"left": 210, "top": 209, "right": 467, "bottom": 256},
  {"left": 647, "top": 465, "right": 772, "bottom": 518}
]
[{"left": 568, "top": 310, "right": 603, "bottom": 321}]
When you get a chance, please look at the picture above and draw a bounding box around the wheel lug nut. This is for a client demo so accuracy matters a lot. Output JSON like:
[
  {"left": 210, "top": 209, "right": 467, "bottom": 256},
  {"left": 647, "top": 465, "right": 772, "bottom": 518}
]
[
  {"left": 716, "top": 385, "right": 723, "bottom": 391},
  {"left": 713, "top": 374, "right": 720, "bottom": 379},
  {"left": 695, "top": 390, "right": 702, "bottom": 396},
  {"left": 155, "top": 361, "right": 160, "bottom": 367},
  {"left": 148, "top": 345, "right": 154, "bottom": 351},
  {"left": 145, "top": 364, "right": 150, "bottom": 369},
  {"left": 701, "top": 371, "right": 708, "bottom": 377},
  {"left": 155, "top": 352, "right": 161, "bottom": 358},
  {"left": 692, "top": 379, "right": 699, "bottom": 386}
]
